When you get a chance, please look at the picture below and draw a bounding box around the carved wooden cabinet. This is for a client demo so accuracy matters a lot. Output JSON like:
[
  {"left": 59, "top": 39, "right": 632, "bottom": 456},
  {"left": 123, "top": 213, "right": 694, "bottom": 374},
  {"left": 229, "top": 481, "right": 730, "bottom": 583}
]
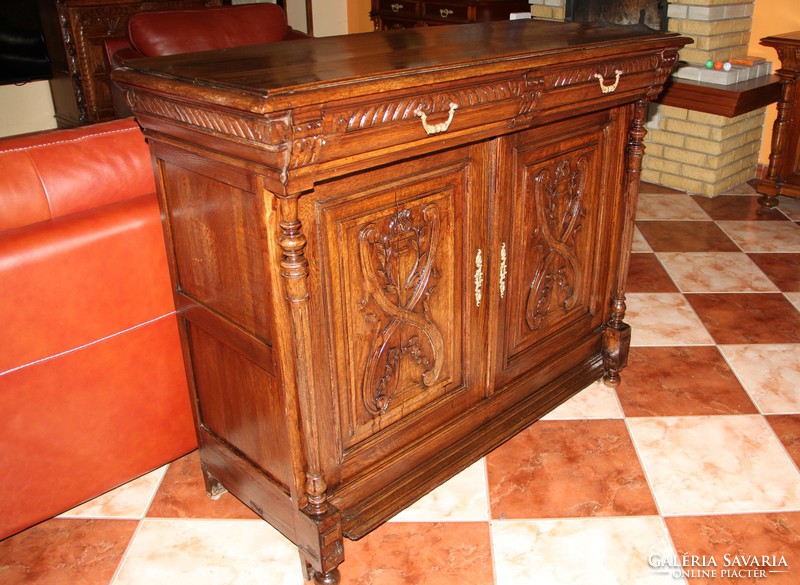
[
  {"left": 36, "top": 0, "right": 219, "bottom": 127},
  {"left": 114, "top": 21, "right": 688, "bottom": 583},
  {"left": 370, "top": 0, "right": 531, "bottom": 29},
  {"left": 758, "top": 31, "right": 800, "bottom": 206}
]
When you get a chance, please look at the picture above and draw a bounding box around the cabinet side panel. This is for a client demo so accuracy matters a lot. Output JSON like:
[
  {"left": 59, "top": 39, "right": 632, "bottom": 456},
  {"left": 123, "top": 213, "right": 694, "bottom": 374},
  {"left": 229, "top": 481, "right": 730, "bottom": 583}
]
[
  {"left": 160, "top": 162, "right": 273, "bottom": 343},
  {"left": 187, "top": 323, "right": 293, "bottom": 491}
]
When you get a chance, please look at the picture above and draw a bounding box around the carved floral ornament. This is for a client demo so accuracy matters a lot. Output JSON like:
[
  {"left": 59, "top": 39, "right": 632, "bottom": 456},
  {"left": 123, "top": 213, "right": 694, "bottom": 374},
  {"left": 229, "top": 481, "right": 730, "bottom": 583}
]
[
  {"left": 357, "top": 207, "right": 444, "bottom": 415},
  {"left": 527, "top": 156, "right": 589, "bottom": 330}
]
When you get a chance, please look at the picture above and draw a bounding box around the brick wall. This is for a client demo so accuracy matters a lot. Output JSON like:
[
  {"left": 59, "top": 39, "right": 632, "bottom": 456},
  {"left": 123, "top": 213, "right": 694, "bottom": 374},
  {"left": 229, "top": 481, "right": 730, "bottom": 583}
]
[
  {"left": 528, "top": 0, "right": 767, "bottom": 196},
  {"left": 529, "top": 0, "right": 565, "bottom": 21},
  {"left": 644, "top": 105, "right": 765, "bottom": 194},
  {"left": 643, "top": 0, "right": 765, "bottom": 195}
]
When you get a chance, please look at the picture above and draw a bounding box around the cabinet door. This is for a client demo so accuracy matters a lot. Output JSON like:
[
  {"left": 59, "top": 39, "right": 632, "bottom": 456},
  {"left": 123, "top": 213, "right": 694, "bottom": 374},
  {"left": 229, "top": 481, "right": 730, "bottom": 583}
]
[
  {"left": 314, "top": 145, "right": 488, "bottom": 469},
  {"left": 493, "top": 112, "right": 622, "bottom": 388}
]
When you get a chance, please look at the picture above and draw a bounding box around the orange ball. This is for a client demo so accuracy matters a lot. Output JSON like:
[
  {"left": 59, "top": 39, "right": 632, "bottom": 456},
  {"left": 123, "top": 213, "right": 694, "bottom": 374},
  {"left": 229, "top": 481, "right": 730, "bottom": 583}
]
[{"left": 713, "top": 61, "right": 723, "bottom": 70}]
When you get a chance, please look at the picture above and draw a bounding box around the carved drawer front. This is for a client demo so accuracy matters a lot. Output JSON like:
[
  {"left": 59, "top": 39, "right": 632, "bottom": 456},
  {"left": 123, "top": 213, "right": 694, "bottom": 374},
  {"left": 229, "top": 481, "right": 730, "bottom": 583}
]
[
  {"left": 494, "top": 112, "right": 621, "bottom": 387},
  {"left": 377, "top": 0, "right": 419, "bottom": 17},
  {"left": 541, "top": 54, "right": 665, "bottom": 109},
  {"left": 422, "top": 3, "right": 471, "bottom": 23},
  {"left": 323, "top": 73, "right": 542, "bottom": 165},
  {"left": 315, "top": 146, "right": 487, "bottom": 464}
]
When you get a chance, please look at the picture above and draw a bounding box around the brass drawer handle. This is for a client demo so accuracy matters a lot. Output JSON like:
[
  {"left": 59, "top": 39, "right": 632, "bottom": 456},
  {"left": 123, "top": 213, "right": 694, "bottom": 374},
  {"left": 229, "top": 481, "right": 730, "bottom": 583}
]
[
  {"left": 440, "top": 8, "right": 454, "bottom": 18},
  {"left": 391, "top": 3, "right": 403, "bottom": 12},
  {"left": 414, "top": 102, "right": 458, "bottom": 135},
  {"left": 594, "top": 70, "right": 623, "bottom": 94},
  {"left": 474, "top": 248, "right": 484, "bottom": 307}
]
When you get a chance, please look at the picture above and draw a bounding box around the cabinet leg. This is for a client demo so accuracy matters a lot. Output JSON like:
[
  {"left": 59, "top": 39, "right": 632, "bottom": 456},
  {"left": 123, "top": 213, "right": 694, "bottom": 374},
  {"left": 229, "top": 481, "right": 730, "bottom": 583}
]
[
  {"left": 758, "top": 192, "right": 780, "bottom": 208},
  {"left": 300, "top": 554, "right": 341, "bottom": 585},
  {"left": 602, "top": 298, "right": 631, "bottom": 387},
  {"left": 602, "top": 322, "right": 631, "bottom": 387},
  {"left": 200, "top": 462, "right": 227, "bottom": 500},
  {"left": 312, "top": 568, "right": 341, "bottom": 585}
]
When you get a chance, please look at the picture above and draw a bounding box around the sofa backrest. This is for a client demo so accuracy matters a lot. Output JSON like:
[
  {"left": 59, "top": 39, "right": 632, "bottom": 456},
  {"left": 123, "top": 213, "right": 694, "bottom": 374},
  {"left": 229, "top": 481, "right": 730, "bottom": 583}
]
[
  {"left": 128, "top": 3, "right": 293, "bottom": 57},
  {"left": 0, "top": 119, "right": 155, "bottom": 232}
]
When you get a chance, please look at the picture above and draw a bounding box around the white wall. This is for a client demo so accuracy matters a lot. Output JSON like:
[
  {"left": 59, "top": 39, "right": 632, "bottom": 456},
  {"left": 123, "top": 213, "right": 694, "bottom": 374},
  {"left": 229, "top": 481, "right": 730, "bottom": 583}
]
[
  {"left": 0, "top": 81, "right": 57, "bottom": 138},
  {"left": 309, "top": 0, "right": 349, "bottom": 37},
  {"left": 0, "top": 0, "right": 350, "bottom": 138}
]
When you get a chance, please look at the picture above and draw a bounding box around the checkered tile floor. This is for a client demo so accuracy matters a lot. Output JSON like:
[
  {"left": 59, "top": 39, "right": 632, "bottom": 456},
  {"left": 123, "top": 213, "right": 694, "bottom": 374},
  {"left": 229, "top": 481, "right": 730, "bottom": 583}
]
[{"left": 2, "top": 183, "right": 799, "bottom": 584}]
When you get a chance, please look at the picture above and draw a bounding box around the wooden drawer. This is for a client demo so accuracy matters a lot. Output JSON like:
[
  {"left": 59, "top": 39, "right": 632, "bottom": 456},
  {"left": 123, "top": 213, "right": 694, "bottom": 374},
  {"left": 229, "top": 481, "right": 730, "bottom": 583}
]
[
  {"left": 320, "top": 54, "right": 667, "bottom": 172},
  {"left": 377, "top": 0, "right": 419, "bottom": 18},
  {"left": 321, "top": 72, "right": 536, "bottom": 167},
  {"left": 422, "top": 2, "right": 471, "bottom": 23},
  {"left": 538, "top": 54, "right": 666, "bottom": 111}
]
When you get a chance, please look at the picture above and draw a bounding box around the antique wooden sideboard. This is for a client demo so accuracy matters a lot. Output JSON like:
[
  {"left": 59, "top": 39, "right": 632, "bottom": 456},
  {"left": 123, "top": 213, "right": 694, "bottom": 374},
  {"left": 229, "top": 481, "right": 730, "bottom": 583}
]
[
  {"left": 36, "top": 0, "right": 220, "bottom": 127},
  {"left": 114, "top": 21, "right": 689, "bottom": 583},
  {"left": 757, "top": 31, "right": 800, "bottom": 207},
  {"left": 370, "top": 0, "right": 531, "bottom": 29}
]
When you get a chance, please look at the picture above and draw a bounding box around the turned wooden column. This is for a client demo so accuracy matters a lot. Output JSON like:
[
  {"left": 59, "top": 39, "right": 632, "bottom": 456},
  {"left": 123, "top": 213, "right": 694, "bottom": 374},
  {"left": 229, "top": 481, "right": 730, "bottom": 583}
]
[{"left": 757, "top": 31, "right": 800, "bottom": 207}]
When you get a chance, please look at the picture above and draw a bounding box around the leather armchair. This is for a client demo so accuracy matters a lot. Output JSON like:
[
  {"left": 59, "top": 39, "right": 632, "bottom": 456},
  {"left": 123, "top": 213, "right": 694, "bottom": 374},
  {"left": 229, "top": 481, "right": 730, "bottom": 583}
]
[
  {"left": 105, "top": 3, "right": 308, "bottom": 117},
  {"left": 0, "top": 119, "right": 197, "bottom": 540}
]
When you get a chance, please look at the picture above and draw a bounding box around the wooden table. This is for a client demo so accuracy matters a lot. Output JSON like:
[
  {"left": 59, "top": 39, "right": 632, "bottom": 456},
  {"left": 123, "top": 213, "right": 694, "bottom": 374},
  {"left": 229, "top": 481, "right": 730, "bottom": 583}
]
[
  {"left": 757, "top": 31, "right": 800, "bottom": 207},
  {"left": 115, "top": 21, "right": 688, "bottom": 583}
]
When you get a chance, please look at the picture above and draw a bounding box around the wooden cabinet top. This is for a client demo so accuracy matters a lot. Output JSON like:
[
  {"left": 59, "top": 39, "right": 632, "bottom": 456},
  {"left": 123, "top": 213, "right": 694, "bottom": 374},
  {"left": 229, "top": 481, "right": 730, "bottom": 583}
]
[
  {"left": 115, "top": 20, "right": 688, "bottom": 196},
  {"left": 761, "top": 30, "right": 800, "bottom": 48},
  {"left": 115, "top": 20, "right": 686, "bottom": 111}
]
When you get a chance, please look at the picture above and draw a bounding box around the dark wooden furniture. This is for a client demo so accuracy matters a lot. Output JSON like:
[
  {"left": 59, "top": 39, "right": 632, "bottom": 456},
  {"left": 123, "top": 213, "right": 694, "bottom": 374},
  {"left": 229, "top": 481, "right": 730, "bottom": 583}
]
[
  {"left": 758, "top": 31, "right": 800, "bottom": 207},
  {"left": 656, "top": 74, "right": 781, "bottom": 118},
  {"left": 36, "top": 0, "right": 220, "bottom": 128},
  {"left": 370, "top": 0, "right": 531, "bottom": 29},
  {"left": 114, "top": 20, "right": 688, "bottom": 584}
]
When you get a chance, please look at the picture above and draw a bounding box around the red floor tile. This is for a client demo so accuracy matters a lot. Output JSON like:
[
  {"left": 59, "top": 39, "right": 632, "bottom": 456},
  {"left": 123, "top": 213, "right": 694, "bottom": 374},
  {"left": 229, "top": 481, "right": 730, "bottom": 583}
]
[
  {"left": 616, "top": 346, "right": 757, "bottom": 417},
  {"left": 684, "top": 293, "right": 800, "bottom": 344},
  {"left": 767, "top": 415, "right": 800, "bottom": 469},
  {"left": 665, "top": 513, "right": 800, "bottom": 585},
  {"left": 635, "top": 221, "right": 739, "bottom": 252},
  {"left": 627, "top": 253, "right": 679, "bottom": 293},
  {"left": 486, "top": 419, "right": 657, "bottom": 519},
  {"left": 340, "top": 522, "right": 493, "bottom": 585},
  {"left": 146, "top": 450, "right": 259, "bottom": 519},
  {"left": 0, "top": 518, "right": 137, "bottom": 585},
  {"left": 748, "top": 254, "right": 800, "bottom": 292},
  {"left": 691, "top": 195, "right": 789, "bottom": 221}
]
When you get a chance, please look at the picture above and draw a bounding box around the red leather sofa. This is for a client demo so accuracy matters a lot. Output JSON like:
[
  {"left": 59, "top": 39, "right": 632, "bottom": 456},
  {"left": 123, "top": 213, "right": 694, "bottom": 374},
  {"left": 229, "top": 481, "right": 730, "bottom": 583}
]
[
  {"left": 0, "top": 119, "right": 196, "bottom": 540},
  {"left": 104, "top": 2, "right": 307, "bottom": 117}
]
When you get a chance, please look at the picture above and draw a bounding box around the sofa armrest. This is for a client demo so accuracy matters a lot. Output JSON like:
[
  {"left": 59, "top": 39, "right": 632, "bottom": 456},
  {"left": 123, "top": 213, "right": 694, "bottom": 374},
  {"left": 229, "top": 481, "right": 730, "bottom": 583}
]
[
  {"left": 0, "top": 120, "right": 154, "bottom": 231},
  {"left": 0, "top": 195, "right": 174, "bottom": 374}
]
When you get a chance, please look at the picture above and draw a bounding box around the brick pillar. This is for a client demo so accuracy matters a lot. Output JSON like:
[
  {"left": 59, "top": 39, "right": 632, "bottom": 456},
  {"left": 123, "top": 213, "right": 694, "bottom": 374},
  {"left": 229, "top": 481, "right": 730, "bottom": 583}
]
[
  {"left": 643, "top": 105, "right": 765, "bottom": 194},
  {"left": 528, "top": 0, "right": 566, "bottom": 21},
  {"left": 642, "top": 0, "right": 766, "bottom": 196}
]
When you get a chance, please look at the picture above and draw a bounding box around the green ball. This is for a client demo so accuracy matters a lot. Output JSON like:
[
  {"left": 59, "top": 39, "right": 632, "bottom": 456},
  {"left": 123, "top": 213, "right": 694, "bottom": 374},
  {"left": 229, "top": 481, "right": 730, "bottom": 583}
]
[{"left": 705, "top": 60, "right": 715, "bottom": 69}]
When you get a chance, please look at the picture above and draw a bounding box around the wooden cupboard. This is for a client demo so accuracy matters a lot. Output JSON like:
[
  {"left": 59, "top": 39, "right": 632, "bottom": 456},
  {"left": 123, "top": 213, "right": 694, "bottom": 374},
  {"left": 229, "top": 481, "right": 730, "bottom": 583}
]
[
  {"left": 370, "top": 0, "right": 532, "bottom": 29},
  {"left": 758, "top": 31, "right": 800, "bottom": 206},
  {"left": 114, "top": 20, "right": 689, "bottom": 583},
  {"left": 36, "top": 0, "right": 219, "bottom": 127}
]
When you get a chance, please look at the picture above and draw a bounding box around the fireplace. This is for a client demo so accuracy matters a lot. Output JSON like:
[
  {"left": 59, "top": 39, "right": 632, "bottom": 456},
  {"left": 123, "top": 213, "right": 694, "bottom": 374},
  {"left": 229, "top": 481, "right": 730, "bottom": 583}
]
[
  {"left": 532, "top": 0, "right": 771, "bottom": 197},
  {"left": 565, "top": 0, "right": 668, "bottom": 32}
]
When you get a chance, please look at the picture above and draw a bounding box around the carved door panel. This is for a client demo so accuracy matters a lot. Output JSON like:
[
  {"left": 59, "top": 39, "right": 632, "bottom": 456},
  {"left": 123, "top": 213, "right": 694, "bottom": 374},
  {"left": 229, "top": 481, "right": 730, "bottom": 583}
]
[
  {"left": 493, "top": 112, "right": 620, "bottom": 388},
  {"left": 314, "top": 145, "right": 488, "bottom": 467}
]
